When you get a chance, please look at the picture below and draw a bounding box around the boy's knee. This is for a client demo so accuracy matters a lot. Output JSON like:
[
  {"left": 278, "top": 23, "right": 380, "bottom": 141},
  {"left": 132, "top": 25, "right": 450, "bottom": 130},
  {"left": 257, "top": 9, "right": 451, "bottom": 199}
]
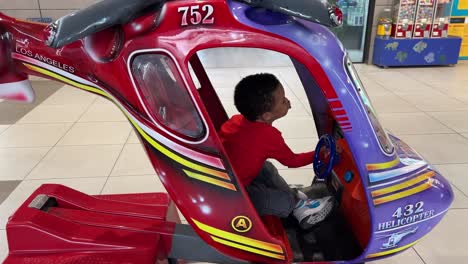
[
  {"left": 263, "top": 161, "right": 276, "bottom": 171},
  {"left": 250, "top": 189, "right": 296, "bottom": 218},
  {"left": 261, "top": 161, "right": 280, "bottom": 178},
  {"left": 275, "top": 191, "right": 296, "bottom": 217}
]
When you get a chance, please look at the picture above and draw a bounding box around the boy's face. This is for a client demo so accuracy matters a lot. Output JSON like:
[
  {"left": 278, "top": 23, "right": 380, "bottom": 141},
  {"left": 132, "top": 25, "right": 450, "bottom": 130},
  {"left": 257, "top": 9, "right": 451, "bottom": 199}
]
[{"left": 262, "top": 84, "right": 291, "bottom": 123}]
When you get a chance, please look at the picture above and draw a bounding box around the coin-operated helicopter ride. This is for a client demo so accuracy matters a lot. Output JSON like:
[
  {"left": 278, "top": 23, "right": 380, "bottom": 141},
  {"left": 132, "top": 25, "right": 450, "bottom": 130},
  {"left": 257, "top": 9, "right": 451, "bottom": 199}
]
[{"left": 0, "top": 0, "right": 453, "bottom": 263}]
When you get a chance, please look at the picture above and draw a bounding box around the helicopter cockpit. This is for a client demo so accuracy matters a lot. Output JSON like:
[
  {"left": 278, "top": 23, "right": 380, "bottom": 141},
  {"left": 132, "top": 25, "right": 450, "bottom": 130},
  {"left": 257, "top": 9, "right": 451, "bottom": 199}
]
[
  {"left": 1, "top": 0, "right": 453, "bottom": 263},
  {"left": 182, "top": 47, "right": 371, "bottom": 261}
]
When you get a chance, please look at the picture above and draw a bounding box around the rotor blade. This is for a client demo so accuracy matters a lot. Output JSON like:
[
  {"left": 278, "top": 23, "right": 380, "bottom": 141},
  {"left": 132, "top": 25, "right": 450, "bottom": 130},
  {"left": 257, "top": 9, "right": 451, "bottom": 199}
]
[{"left": 44, "top": 0, "right": 165, "bottom": 48}]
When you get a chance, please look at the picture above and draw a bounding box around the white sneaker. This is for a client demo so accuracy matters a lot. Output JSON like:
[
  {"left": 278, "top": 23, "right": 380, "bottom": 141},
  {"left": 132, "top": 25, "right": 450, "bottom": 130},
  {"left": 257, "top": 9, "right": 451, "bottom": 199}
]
[{"left": 293, "top": 196, "right": 334, "bottom": 229}]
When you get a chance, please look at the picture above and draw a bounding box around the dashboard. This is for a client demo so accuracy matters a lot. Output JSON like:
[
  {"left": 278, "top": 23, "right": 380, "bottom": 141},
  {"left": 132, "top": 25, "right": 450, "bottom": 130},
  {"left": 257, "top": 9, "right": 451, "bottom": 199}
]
[{"left": 328, "top": 121, "right": 371, "bottom": 248}]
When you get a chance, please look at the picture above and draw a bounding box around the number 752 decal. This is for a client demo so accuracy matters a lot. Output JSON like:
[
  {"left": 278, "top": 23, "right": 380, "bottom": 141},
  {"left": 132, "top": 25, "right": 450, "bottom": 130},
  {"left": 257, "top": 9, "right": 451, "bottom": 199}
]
[{"left": 178, "top": 5, "right": 215, "bottom": 26}]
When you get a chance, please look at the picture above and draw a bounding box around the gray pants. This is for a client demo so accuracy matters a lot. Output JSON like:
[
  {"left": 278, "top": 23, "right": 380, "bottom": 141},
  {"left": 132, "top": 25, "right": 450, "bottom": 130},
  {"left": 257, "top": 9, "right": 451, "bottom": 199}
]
[{"left": 245, "top": 161, "right": 298, "bottom": 218}]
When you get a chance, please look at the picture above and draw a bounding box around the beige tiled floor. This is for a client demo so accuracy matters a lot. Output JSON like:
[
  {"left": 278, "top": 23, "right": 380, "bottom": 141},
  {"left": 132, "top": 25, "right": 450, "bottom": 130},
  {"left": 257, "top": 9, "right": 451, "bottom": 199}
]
[
  {"left": 436, "top": 164, "right": 468, "bottom": 195},
  {"left": 398, "top": 134, "right": 468, "bottom": 164},
  {"left": 0, "top": 147, "right": 50, "bottom": 180},
  {"left": 1, "top": 61, "right": 468, "bottom": 263},
  {"left": 376, "top": 248, "right": 425, "bottom": 264},
  {"left": 57, "top": 122, "right": 132, "bottom": 146},
  {"left": 379, "top": 112, "right": 454, "bottom": 135},
  {"left": 0, "top": 123, "right": 73, "bottom": 147},
  {"left": 0, "top": 125, "right": 9, "bottom": 134},
  {"left": 413, "top": 210, "right": 468, "bottom": 264},
  {"left": 428, "top": 111, "right": 468, "bottom": 133},
  {"left": 41, "top": 85, "right": 97, "bottom": 106},
  {"left": 78, "top": 102, "right": 128, "bottom": 122},
  {"left": 0, "top": 230, "right": 6, "bottom": 262},
  {"left": 101, "top": 175, "right": 166, "bottom": 194},
  {"left": 25, "top": 145, "right": 123, "bottom": 179},
  {"left": 110, "top": 144, "right": 156, "bottom": 176}
]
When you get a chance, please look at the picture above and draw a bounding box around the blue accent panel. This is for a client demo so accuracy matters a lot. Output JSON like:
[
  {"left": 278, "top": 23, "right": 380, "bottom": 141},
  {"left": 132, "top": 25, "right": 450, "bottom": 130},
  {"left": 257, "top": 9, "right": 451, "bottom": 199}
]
[
  {"left": 344, "top": 171, "right": 354, "bottom": 183},
  {"left": 372, "top": 37, "right": 462, "bottom": 67},
  {"left": 307, "top": 200, "right": 321, "bottom": 209},
  {"left": 245, "top": 8, "right": 292, "bottom": 25},
  {"left": 452, "top": 0, "right": 468, "bottom": 16}
]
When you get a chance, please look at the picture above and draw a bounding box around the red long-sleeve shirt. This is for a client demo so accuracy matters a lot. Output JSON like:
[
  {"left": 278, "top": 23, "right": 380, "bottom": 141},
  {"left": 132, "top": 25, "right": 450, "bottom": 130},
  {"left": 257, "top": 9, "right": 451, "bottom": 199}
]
[{"left": 219, "top": 114, "right": 314, "bottom": 186}]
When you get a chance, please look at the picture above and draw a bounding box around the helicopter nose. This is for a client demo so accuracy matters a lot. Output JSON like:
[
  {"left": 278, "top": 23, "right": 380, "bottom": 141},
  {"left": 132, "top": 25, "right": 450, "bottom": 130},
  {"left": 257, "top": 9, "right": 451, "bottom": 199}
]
[{"left": 432, "top": 171, "right": 454, "bottom": 211}]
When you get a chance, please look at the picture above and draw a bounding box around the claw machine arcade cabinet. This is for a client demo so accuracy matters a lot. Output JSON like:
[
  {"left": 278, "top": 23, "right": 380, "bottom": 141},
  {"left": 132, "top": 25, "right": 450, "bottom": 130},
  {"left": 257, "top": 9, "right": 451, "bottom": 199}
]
[
  {"left": 392, "top": 0, "right": 418, "bottom": 38},
  {"left": 431, "top": 0, "right": 453, "bottom": 37},
  {"left": 413, "top": 0, "right": 436, "bottom": 38},
  {"left": 374, "top": 0, "right": 461, "bottom": 66}
]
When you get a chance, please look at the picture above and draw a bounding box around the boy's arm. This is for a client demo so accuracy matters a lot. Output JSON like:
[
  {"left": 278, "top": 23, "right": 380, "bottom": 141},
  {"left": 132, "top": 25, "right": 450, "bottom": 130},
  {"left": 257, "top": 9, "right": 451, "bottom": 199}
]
[{"left": 268, "top": 130, "right": 315, "bottom": 168}]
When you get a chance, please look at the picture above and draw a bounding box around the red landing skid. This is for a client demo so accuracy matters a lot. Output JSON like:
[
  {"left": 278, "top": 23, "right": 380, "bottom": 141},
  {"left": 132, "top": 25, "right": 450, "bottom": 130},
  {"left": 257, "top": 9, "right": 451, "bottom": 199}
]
[{"left": 4, "top": 184, "right": 180, "bottom": 264}]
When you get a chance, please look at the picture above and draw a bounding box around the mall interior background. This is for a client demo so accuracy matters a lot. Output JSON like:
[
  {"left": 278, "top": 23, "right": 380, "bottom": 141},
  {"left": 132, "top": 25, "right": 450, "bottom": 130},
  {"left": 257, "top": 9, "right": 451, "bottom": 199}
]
[{"left": 0, "top": 0, "right": 381, "bottom": 63}]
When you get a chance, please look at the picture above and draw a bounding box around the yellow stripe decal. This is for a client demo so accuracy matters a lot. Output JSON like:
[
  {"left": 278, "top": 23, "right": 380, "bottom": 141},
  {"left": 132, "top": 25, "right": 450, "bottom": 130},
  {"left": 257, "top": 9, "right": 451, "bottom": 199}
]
[
  {"left": 211, "top": 236, "right": 285, "bottom": 260},
  {"left": 24, "top": 62, "right": 231, "bottom": 182},
  {"left": 366, "top": 239, "right": 420, "bottom": 258},
  {"left": 366, "top": 158, "right": 400, "bottom": 171},
  {"left": 23, "top": 63, "right": 109, "bottom": 98},
  {"left": 184, "top": 170, "right": 237, "bottom": 191},
  {"left": 371, "top": 171, "right": 435, "bottom": 197},
  {"left": 373, "top": 180, "right": 433, "bottom": 205},
  {"left": 128, "top": 116, "right": 229, "bottom": 179},
  {"left": 192, "top": 218, "right": 284, "bottom": 254}
]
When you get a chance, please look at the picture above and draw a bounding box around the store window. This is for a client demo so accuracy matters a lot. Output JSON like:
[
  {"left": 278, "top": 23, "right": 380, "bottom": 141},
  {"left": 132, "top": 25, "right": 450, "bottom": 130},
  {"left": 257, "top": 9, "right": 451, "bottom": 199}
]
[{"left": 131, "top": 54, "right": 205, "bottom": 139}]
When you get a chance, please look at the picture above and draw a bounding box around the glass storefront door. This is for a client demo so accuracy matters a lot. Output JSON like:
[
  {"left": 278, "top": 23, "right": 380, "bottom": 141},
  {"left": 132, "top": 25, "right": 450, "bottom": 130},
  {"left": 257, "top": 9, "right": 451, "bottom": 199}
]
[{"left": 331, "top": 0, "right": 371, "bottom": 62}]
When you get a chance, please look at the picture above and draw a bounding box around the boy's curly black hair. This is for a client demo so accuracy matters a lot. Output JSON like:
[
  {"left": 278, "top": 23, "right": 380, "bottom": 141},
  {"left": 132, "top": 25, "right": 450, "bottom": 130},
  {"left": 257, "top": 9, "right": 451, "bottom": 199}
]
[{"left": 234, "top": 73, "right": 280, "bottom": 121}]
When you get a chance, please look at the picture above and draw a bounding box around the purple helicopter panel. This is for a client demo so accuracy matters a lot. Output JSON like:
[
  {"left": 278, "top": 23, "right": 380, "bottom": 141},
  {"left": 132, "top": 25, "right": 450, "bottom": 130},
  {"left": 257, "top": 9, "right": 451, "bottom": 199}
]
[
  {"left": 228, "top": 1, "right": 453, "bottom": 262},
  {"left": 364, "top": 136, "right": 453, "bottom": 260}
]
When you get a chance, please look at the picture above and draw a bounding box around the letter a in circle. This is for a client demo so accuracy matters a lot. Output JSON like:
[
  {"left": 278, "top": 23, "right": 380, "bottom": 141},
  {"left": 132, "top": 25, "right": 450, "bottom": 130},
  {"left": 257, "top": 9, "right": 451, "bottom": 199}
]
[{"left": 231, "top": 216, "right": 252, "bottom": 233}]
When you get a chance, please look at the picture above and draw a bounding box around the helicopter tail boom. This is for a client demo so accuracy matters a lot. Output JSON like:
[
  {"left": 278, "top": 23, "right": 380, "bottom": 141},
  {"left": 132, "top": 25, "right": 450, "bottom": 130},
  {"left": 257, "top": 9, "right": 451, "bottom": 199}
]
[{"left": 0, "top": 19, "right": 34, "bottom": 103}]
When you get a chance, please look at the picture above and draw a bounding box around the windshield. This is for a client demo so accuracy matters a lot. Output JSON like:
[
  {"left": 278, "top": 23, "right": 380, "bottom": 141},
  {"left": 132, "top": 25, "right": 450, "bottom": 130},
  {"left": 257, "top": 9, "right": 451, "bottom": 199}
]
[{"left": 344, "top": 56, "right": 395, "bottom": 155}]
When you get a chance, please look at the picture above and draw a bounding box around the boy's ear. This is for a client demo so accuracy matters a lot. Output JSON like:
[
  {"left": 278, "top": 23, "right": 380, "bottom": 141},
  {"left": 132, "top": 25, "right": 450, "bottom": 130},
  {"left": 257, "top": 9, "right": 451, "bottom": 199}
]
[{"left": 260, "top": 111, "right": 273, "bottom": 122}]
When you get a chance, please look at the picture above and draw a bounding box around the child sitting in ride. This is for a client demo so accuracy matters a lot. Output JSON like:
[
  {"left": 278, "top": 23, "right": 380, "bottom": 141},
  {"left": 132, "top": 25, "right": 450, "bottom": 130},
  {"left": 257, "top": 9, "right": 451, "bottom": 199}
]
[{"left": 219, "top": 73, "right": 334, "bottom": 229}]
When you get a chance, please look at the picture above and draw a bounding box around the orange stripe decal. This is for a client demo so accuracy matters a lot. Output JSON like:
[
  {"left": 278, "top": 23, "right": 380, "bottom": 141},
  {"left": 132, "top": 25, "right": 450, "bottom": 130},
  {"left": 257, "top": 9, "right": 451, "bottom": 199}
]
[
  {"left": 366, "top": 158, "right": 400, "bottom": 171},
  {"left": 371, "top": 171, "right": 435, "bottom": 197},
  {"left": 193, "top": 167, "right": 230, "bottom": 180},
  {"left": 184, "top": 170, "right": 237, "bottom": 191},
  {"left": 192, "top": 218, "right": 284, "bottom": 254},
  {"left": 212, "top": 236, "right": 285, "bottom": 260},
  {"left": 373, "top": 180, "right": 433, "bottom": 205}
]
